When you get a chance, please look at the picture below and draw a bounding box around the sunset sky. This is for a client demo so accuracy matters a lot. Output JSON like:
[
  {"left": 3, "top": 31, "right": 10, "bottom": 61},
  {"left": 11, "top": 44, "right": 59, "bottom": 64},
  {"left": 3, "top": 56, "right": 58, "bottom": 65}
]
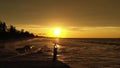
[{"left": 0, "top": 0, "right": 120, "bottom": 38}]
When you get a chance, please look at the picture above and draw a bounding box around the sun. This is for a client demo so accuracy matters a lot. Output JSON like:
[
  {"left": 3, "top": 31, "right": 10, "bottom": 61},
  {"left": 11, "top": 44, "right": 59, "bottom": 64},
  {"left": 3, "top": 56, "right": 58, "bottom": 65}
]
[
  {"left": 47, "top": 27, "right": 67, "bottom": 38},
  {"left": 54, "top": 28, "right": 61, "bottom": 37}
]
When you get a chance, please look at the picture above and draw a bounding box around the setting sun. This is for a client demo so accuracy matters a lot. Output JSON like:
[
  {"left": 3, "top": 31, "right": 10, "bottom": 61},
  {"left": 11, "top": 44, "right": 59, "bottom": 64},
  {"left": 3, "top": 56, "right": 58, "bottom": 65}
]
[
  {"left": 47, "top": 27, "right": 67, "bottom": 38},
  {"left": 54, "top": 28, "right": 61, "bottom": 37}
]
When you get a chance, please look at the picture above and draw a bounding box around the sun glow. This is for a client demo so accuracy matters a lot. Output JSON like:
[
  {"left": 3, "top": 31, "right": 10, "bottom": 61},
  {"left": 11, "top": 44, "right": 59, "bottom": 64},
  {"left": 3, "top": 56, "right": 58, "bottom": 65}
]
[
  {"left": 47, "top": 27, "right": 67, "bottom": 38},
  {"left": 54, "top": 28, "right": 61, "bottom": 37}
]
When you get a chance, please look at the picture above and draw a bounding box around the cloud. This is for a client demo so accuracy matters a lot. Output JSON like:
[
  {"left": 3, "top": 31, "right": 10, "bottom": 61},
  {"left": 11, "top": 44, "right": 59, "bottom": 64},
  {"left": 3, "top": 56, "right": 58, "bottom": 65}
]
[{"left": 67, "top": 26, "right": 120, "bottom": 32}]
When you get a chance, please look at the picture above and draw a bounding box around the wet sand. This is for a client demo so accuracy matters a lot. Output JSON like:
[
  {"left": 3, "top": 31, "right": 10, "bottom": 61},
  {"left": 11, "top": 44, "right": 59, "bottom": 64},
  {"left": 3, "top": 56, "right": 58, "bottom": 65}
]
[{"left": 0, "top": 60, "right": 70, "bottom": 68}]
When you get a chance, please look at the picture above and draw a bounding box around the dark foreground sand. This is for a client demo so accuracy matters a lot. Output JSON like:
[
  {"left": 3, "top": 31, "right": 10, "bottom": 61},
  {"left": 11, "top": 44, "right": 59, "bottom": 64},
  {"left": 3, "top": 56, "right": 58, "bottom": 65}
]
[{"left": 0, "top": 60, "right": 70, "bottom": 68}]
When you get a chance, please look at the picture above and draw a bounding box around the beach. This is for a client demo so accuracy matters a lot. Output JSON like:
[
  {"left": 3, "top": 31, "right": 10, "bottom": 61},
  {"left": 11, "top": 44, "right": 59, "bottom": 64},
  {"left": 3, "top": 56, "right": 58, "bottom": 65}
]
[{"left": 0, "top": 60, "right": 70, "bottom": 68}]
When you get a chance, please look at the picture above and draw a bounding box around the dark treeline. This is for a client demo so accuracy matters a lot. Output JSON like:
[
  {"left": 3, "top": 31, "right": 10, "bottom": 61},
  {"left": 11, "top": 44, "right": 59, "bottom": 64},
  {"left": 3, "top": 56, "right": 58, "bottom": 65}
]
[{"left": 0, "top": 21, "right": 35, "bottom": 40}]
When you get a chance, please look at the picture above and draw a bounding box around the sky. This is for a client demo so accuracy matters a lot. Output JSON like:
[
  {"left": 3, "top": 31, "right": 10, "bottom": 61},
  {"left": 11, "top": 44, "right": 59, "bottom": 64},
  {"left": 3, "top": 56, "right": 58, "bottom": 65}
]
[{"left": 0, "top": 0, "right": 120, "bottom": 38}]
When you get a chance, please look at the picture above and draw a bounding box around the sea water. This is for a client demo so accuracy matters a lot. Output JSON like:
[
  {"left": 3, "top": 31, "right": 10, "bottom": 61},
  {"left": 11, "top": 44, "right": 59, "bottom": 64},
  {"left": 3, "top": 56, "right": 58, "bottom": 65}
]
[
  {"left": 0, "top": 38, "right": 120, "bottom": 68},
  {"left": 57, "top": 38, "right": 120, "bottom": 68}
]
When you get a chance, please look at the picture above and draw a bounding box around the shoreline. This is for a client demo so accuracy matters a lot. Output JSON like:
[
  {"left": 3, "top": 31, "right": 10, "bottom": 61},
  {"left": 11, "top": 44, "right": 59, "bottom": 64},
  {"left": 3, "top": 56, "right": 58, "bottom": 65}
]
[{"left": 0, "top": 37, "right": 36, "bottom": 49}]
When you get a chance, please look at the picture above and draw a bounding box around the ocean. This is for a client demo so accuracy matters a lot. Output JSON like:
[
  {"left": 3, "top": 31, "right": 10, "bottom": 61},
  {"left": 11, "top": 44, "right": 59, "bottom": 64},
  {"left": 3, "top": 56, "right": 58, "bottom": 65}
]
[{"left": 0, "top": 38, "right": 120, "bottom": 68}]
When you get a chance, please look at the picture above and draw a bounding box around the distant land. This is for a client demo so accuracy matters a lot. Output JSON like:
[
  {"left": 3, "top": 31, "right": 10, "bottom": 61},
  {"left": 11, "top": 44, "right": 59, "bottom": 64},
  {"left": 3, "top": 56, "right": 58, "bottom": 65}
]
[{"left": 0, "top": 21, "right": 39, "bottom": 41}]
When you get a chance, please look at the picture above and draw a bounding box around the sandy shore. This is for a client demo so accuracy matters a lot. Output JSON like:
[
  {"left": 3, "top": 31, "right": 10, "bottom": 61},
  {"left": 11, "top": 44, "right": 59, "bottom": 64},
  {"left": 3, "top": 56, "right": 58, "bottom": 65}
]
[{"left": 0, "top": 60, "right": 70, "bottom": 68}]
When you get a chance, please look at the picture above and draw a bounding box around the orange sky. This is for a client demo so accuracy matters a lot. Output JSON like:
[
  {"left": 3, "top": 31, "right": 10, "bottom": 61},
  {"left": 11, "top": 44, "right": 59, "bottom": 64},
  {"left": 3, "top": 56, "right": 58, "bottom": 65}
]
[
  {"left": 0, "top": 0, "right": 120, "bottom": 38},
  {"left": 15, "top": 25, "right": 120, "bottom": 38}
]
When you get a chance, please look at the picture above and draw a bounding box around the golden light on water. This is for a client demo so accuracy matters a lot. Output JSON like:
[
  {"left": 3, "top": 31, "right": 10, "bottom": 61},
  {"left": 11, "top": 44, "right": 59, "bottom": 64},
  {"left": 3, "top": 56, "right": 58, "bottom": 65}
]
[
  {"left": 56, "top": 44, "right": 60, "bottom": 48},
  {"left": 54, "top": 44, "right": 60, "bottom": 48}
]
